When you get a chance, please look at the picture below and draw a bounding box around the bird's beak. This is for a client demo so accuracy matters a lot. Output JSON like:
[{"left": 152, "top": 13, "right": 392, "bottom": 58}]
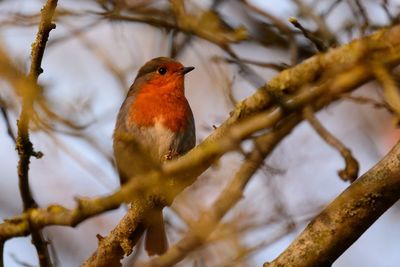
[{"left": 181, "top": 66, "right": 195, "bottom": 75}]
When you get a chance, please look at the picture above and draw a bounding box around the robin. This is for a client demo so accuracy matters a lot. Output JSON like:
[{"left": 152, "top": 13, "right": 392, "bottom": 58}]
[{"left": 113, "top": 57, "right": 196, "bottom": 255}]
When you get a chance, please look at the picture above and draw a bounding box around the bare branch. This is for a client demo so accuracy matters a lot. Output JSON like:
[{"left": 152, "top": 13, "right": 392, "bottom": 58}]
[
  {"left": 303, "top": 106, "right": 359, "bottom": 182},
  {"left": 15, "top": 0, "right": 58, "bottom": 266},
  {"left": 240, "top": 0, "right": 299, "bottom": 64},
  {"left": 264, "top": 140, "right": 400, "bottom": 267},
  {"left": 341, "top": 94, "right": 389, "bottom": 110},
  {"left": 28, "top": 0, "right": 57, "bottom": 83},
  {"left": 373, "top": 64, "right": 400, "bottom": 122},
  {"left": 0, "top": 101, "right": 16, "bottom": 142},
  {"left": 292, "top": 0, "right": 336, "bottom": 45},
  {"left": 289, "top": 17, "right": 328, "bottom": 52}
]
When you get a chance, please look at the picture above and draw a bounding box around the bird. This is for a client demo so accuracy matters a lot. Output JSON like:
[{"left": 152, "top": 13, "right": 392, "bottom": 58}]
[{"left": 113, "top": 57, "right": 196, "bottom": 256}]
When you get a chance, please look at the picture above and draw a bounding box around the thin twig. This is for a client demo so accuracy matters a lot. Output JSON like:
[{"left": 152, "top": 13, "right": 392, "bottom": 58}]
[
  {"left": 292, "top": 0, "right": 335, "bottom": 45},
  {"left": 218, "top": 57, "right": 288, "bottom": 71},
  {"left": 0, "top": 104, "right": 16, "bottom": 142},
  {"left": 354, "top": 0, "right": 370, "bottom": 35},
  {"left": 322, "top": 0, "right": 343, "bottom": 17},
  {"left": 303, "top": 106, "right": 359, "bottom": 182},
  {"left": 240, "top": 0, "right": 299, "bottom": 64},
  {"left": 381, "top": 0, "right": 395, "bottom": 22},
  {"left": 342, "top": 94, "right": 389, "bottom": 110},
  {"left": 373, "top": 64, "right": 400, "bottom": 123},
  {"left": 289, "top": 17, "right": 328, "bottom": 52},
  {"left": 221, "top": 46, "right": 266, "bottom": 88}
]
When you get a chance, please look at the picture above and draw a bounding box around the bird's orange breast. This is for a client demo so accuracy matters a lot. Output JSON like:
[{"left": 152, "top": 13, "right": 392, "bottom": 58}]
[{"left": 128, "top": 83, "right": 191, "bottom": 132}]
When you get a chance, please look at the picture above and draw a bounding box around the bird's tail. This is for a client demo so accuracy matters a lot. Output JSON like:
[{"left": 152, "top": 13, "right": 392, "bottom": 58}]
[{"left": 145, "top": 209, "right": 168, "bottom": 256}]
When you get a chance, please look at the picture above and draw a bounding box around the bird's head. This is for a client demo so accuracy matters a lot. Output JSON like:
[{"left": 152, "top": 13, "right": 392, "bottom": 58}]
[{"left": 130, "top": 57, "right": 194, "bottom": 96}]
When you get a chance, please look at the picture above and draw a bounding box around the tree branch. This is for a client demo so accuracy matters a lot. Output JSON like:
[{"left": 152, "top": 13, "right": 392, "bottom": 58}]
[
  {"left": 303, "top": 106, "right": 359, "bottom": 182},
  {"left": 263, "top": 140, "right": 400, "bottom": 267},
  {"left": 373, "top": 64, "right": 400, "bottom": 122},
  {"left": 289, "top": 17, "right": 328, "bottom": 53},
  {"left": 14, "top": 1, "right": 58, "bottom": 266},
  {"left": 0, "top": 102, "right": 16, "bottom": 143}
]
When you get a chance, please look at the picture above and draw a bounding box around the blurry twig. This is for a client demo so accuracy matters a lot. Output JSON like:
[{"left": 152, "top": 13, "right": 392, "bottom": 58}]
[
  {"left": 303, "top": 106, "right": 359, "bottom": 182},
  {"left": 217, "top": 211, "right": 317, "bottom": 267},
  {"left": 347, "top": 0, "right": 370, "bottom": 35},
  {"left": 16, "top": 0, "right": 58, "bottom": 266},
  {"left": 354, "top": 0, "right": 369, "bottom": 34},
  {"left": 322, "top": 0, "right": 343, "bottom": 17},
  {"left": 240, "top": 0, "right": 299, "bottom": 64},
  {"left": 342, "top": 93, "right": 389, "bottom": 109},
  {"left": 36, "top": 99, "right": 92, "bottom": 130},
  {"left": 222, "top": 46, "right": 265, "bottom": 88},
  {"left": 168, "top": 31, "right": 193, "bottom": 59},
  {"left": 261, "top": 167, "right": 296, "bottom": 231},
  {"left": 39, "top": 126, "right": 115, "bottom": 189},
  {"left": 0, "top": 12, "right": 40, "bottom": 28},
  {"left": 289, "top": 17, "right": 328, "bottom": 52},
  {"left": 217, "top": 57, "right": 288, "bottom": 72},
  {"left": 47, "top": 19, "right": 103, "bottom": 47},
  {"left": 381, "top": 0, "right": 395, "bottom": 23},
  {"left": 292, "top": 0, "right": 335, "bottom": 45},
  {"left": 58, "top": 20, "right": 128, "bottom": 91},
  {"left": 106, "top": 1, "right": 247, "bottom": 46},
  {"left": 0, "top": 102, "right": 16, "bottom": 142},
  {"left": 373, "top": 64, "right": 400, "bottom": 123}
]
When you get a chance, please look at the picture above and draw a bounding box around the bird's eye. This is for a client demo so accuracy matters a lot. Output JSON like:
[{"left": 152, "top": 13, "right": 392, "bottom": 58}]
[{"left": 158, "top": 67, "right": 167, "bottom": 75}]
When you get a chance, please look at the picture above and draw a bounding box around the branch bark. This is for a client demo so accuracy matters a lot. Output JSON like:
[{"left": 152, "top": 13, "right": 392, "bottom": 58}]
[{"left": 14, "top": 1, "right": 58, "bottom": 266}]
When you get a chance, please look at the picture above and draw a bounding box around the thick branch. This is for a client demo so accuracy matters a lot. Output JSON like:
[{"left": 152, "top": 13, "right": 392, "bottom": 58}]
[{"left": 264, "top": 140, "right": 400, "bottom": 267}]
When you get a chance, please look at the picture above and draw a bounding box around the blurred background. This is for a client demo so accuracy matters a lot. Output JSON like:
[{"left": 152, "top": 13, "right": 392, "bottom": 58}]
[{"left": 0, "top": 0, "right": 400, "bottom": 266}]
